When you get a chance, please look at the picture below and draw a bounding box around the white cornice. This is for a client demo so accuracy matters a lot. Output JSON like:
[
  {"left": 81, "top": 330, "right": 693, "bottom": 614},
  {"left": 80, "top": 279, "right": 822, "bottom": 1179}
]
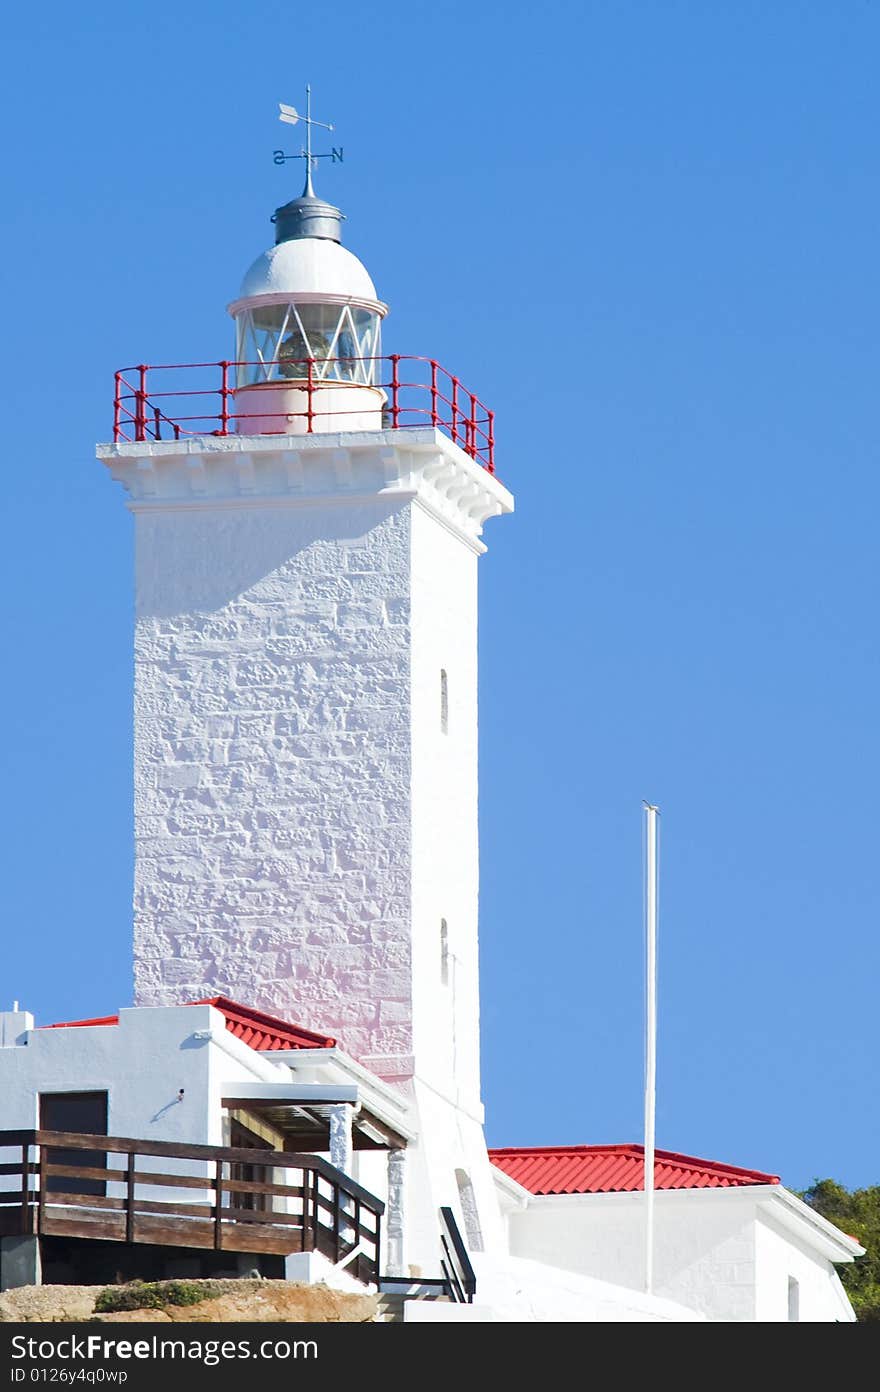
[
  {"left": 227, "top": 291, "right": 389, "bottom": 319},
  {"left": 277, "top": 1046, "right": 418, "bottom": 1141},
  {"left": 97, "top": 428, "right": 513, "bottom": 550},
  {"left": 491, "top": 1166, "right": 533, "bottom": 1208},
  {"left": 758, "top": 1186, "right": 865, "bottom": 1262},
  {"left": 517, "top": 1184, "right": 864, "bottom": 1262}
]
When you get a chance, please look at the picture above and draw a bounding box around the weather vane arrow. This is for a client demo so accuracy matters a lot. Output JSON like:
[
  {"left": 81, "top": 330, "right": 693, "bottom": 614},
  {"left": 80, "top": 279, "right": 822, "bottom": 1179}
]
[{"left": 273, "top": 85, "right": 343, "bottom": 193}]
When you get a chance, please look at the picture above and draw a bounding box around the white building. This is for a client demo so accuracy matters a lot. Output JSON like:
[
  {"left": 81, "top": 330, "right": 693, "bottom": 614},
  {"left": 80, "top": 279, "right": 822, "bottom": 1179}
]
[
  {"left": 0, "top": 126, "right": 863, "bottom": 1321},
  {"left": 491, "top": 1145, "right": 861, "bottom": 1322}
]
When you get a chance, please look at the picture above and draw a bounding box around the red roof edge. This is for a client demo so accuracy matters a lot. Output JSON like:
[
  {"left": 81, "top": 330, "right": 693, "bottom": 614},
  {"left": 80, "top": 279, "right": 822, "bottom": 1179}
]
[
  {"left": 489, "top": 1143, "right": 780, "bottom": 1191},
  {"left": 39, "top": 1015, "right": 120, "bottom": 1029},
  {"left": 187, "top": 996, "right": 336, "bottom": 1050},
  {"left": 40, "top": 998, "right": 336, "bottom": 1052}
]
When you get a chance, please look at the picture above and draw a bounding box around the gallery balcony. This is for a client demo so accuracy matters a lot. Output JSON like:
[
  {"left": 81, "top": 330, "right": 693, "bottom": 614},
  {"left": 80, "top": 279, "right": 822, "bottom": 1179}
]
[{"left": 112, "top": 356, "right": 496, "bottom": 473}]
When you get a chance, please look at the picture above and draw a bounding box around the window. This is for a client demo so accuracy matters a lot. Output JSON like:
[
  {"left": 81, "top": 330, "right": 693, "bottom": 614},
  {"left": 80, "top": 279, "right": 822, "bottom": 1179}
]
[
  {"left": 440, "top": 669, "right": 448, "bottom": 734},
  {"left": 787, "top": 1275, "right": 800, "bottom": 1322},
  {"left": 455, "top": 1169, "right": 484, "bottom": 1252},
  {"left": 234, "top": 302, "right": 382, "bottom": 387}
]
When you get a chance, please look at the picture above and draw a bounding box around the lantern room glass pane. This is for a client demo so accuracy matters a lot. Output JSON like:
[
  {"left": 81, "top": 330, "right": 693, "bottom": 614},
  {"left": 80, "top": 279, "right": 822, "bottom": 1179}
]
[{"left": 235, "top": 303, "right": 382, "bottom": 388}]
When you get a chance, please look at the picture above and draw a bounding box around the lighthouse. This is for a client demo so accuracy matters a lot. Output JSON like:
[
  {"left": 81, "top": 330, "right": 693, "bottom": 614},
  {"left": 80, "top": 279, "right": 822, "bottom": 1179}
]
[
  {"left": 0, "top": 99, "right": 861, "bottom": 1323},
  {"left": 98, "top": 98, "right": 513, "bottom": 1264}
]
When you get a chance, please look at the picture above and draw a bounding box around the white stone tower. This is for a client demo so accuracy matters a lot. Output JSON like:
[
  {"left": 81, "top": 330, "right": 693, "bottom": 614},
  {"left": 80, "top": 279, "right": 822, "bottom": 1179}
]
[{"left": 99, "top": 139, "right": 512, "bottom": 1260}]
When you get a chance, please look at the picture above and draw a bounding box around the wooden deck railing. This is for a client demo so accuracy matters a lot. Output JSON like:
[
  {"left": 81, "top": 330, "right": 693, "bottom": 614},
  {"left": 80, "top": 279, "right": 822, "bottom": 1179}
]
[{"left": 0, "top": 1130, "right": 384, "bottom": 1286}]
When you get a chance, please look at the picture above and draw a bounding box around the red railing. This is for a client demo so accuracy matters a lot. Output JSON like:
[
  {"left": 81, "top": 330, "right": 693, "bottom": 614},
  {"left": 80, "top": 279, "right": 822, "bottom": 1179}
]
[{"left": 113, "top": 357, "right": 495, "bottom": 473}]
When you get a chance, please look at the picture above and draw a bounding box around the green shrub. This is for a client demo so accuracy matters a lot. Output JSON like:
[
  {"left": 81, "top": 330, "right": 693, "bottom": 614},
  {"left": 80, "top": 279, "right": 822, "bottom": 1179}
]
[
  {"left": 94, "top": 1280, "right": 222, "bottom": 1313},
  {"left": 800, "top": 1179, "right": 880, "bottom": 1322}
]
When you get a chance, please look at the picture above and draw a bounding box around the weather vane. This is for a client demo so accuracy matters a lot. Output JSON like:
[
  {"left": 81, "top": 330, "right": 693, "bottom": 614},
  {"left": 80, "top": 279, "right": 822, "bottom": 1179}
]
[{"left": 273, "top": 85, "right": 343, "bottom": 190}]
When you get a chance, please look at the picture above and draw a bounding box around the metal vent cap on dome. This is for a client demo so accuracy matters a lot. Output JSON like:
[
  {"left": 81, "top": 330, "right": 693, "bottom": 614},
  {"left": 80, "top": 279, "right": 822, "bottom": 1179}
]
[{"left": 273, "top": 191, "right": 345, "bottom": 246}]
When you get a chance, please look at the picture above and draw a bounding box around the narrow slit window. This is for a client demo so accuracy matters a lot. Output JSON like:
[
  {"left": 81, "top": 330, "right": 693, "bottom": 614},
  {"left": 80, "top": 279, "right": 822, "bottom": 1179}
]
[
  {"left": 787, "top": 1276, "right": 799, "bottom": 1322},
  {"left": 440, "top": 918, "right": 449, "bottom": 985},
  {"left": 455, "top": 1168, "right": 485, "bottom": 1252},
  {"left": 440, "top": 669, "right": 449, "bottom": 734}
]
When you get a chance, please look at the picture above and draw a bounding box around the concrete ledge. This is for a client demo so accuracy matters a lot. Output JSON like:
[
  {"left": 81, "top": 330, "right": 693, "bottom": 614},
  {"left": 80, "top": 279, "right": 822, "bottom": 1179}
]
[
  {"left": 404, "top": 1301, "right": 496, "bottom": 1322},
  {"left": 1, "top": 1236, "right": 41, "bottom": 1292},
  {"left": 283, "top": 1249, "right": 373, "bottom": 1295}
]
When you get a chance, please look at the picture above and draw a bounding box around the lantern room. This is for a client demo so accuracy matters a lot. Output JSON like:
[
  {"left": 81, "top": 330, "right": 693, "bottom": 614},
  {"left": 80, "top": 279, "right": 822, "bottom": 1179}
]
[{"left": 228, "top": 185, "right": 388, "bottom": 436}]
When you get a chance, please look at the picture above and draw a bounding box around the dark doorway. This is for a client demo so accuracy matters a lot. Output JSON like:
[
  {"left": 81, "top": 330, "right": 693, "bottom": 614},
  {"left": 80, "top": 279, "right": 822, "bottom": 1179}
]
[
  {"left": 39, "top": 1092, "right": 108, "bottom": 1197},
  {"left": 229, "top": 1119, "right": 273, "bottom": 1215}
]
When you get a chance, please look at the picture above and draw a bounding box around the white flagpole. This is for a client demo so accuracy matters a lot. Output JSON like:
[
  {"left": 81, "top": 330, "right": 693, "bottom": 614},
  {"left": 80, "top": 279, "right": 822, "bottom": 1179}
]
[{"left": 643, "top": 801, "right": 659, "bottom": 1295}]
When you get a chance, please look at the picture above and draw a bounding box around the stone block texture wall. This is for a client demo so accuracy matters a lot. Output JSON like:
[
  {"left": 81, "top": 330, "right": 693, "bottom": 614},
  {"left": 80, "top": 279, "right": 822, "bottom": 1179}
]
[{"left": 133, "top": 497, "right": 415, "bottom": 1065}]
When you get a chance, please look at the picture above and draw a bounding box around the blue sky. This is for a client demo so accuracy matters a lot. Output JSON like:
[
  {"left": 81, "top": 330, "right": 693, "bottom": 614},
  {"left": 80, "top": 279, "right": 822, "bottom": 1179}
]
[{"left": 2, "top": 1, "right": 878, "bottom": 1191}]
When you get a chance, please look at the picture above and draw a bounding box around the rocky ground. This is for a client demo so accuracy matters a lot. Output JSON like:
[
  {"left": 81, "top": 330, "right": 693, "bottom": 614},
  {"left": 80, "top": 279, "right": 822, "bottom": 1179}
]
[{"left": 0, "top": 1280, "right": 378, "bottom": 1323}]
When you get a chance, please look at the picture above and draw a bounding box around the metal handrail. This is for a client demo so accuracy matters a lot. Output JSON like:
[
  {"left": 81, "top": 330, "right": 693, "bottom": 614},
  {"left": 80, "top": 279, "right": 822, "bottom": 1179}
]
[
  {"left": 439, "top": 1206, "right": 477, "bottom": 1303},
  {"left": 111, "top": 356, "right": 496, "bottom": 473},
  {"left": 380, "top": 1206, "right": 476, "bottom": 1304}
]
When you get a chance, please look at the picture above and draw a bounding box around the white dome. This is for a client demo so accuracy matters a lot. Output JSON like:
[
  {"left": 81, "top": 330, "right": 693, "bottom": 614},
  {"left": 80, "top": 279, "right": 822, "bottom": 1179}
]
[{"left": 238, "top": 238, "right": 379, "bottom": 303}]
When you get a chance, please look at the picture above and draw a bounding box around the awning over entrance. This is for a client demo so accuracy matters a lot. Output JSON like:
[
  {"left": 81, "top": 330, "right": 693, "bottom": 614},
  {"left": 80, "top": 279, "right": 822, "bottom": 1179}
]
[{"left": 221, "top": 1083, "right": 409, "bottom": 1152}]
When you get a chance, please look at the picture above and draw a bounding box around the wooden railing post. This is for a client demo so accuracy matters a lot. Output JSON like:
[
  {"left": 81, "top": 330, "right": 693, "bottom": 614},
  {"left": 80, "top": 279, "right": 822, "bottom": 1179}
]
[
  {"left": 21, "top": 1142, "right": 31, "bottom": 1235},
  {"left": 214, "top": 1159, "right": 224, "bottom": 1250},
  {"left": 309, "top": 1171, "right": 319, "bottom": 1252},
  {"left": 298, "top": 1167, "right": 306, "bottom": 1252},
  {"left": 36, "top": 1142, "right": 45, "bottom": 1236},
  {"left": 125, "top": 1151, "right": 135, "bottom": 1245},
  {"left": 332, "top": 1181, "right": 341, "bottom": 1265}
]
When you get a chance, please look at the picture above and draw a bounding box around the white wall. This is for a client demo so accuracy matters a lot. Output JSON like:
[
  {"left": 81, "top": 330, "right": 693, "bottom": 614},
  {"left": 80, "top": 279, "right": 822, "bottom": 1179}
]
[
  {"left": 507, "top": 1189, "right": 756, "bottom": 1321},
  {"left": 0, "top": 1005, "right": 282, "bottom": 1151},
  {"left": 404, "top": 1080, "right": 507, "bottom": 1274},
  {"left": 505, "top": 1187, "right": 856, "bottom": 1322},
  {"left": 753, "top": 1208, "right": 855, "bottom": 1322},
  {"left": 112, "top": 431, "right": 511, "bottom": 1091},
  {"left": 133, "top": 494, "right": 415, "bottom": 1066},
  {"left": 101, "top": 429, "right": 514, "bottom": 1279},
  {"left": 0, "top": 1005, "right": 287, "bottom": 1208},
  {"left": 410, "top": 502, "right": 481, "bottom": 1109}
]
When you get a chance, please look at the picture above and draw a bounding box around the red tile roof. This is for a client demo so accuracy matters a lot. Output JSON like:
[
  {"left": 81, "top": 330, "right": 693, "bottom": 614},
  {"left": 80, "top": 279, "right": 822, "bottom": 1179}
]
[
  {"left": 489, "top": 1144, "right": 780, "bottom": 1194},
  {"left": 40, "top": 997, "right": 336, "bottom": 1052},
  {"left": 189, "top": 997, "right": 336, "bottom": 1051}
]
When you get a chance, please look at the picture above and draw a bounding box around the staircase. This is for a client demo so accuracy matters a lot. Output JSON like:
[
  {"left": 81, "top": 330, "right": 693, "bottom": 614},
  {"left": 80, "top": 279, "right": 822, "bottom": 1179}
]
[
  {"left": 376, "top": 1206, "right": 476, "bottom": 1320},
  {"left": 376, "top": 1286, "right": 451, "bottom": 1323}
]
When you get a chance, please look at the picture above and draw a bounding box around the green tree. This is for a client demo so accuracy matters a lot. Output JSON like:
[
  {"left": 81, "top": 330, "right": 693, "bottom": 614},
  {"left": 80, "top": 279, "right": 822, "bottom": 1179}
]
[{"left": 800, "top": 1179, "right": 880, "bottom": 1322}]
